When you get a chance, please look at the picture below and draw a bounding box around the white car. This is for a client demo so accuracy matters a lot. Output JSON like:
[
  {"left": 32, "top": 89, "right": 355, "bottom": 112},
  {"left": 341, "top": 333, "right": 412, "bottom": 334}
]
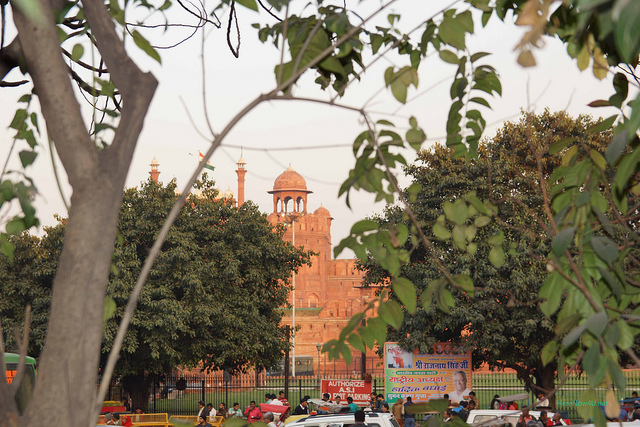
[
  {"left": 284, "top": 412, "right": 401, "bottom": 427},
  {"left": 466, "top": 409, "right": 568, "bottom": 427}
]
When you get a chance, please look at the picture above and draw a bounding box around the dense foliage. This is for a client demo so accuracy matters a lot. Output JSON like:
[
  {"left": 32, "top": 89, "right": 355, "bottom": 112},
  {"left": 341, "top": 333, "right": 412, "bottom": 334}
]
[
  {"left": 360, "top": 111, "right": 614, "bottom": 403},
  {"left": 1, "top": 177, "right": 310, "bottom": 408}
]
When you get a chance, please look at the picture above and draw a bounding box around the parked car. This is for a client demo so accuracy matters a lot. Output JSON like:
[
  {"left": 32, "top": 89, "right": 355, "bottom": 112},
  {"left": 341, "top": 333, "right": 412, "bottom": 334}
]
[
  {"left": 284, "top": 411, "right": 400, "bottom": 427},
  {"left": 467, "top": 409, "right": 568, "bottom": 427}
]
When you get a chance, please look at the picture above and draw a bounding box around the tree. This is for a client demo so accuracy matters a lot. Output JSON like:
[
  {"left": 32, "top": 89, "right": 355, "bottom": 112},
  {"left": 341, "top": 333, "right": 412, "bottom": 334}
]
[
  {"left": 360, "top": 110, "right": 614, "bottom": 405},
  {"left": 1, "top": 176, "right": 310, "bottom": 410}
]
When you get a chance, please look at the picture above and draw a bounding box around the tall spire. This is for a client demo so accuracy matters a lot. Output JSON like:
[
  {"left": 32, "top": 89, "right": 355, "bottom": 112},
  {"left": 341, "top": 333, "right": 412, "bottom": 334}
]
[
  {"left": 149, "top": 157, "right": 160, "bottom": 183},
  {"left": 236, "top": 149, "right": 246, "bottom": 206}
]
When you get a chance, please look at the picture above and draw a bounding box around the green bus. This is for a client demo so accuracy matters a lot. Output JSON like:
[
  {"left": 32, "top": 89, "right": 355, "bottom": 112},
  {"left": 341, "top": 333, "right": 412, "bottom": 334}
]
[{"left": 4, "top": 352, "right": 37, "bottom": 414}]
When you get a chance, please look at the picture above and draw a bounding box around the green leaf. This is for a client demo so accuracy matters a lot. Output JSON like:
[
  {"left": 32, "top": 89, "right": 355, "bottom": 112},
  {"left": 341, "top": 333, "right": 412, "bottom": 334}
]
[
  {"left": 378, "top": 300, "right": 404, "bottom": 329},
  {"left": 367, "top": 317, "right": 387, "bottom": 345},
  {"left": 576, "top": 389, "right": 596, "bottom": 422},
  {"left": 590, "top": 236, "right": 619, "bottom": 265},
  {"left": 551, "top": 226, "right": 575, "bottom": 256},
  {"left": 5, "top": 217, "right": 26, "bottom": 235},
  {"left": 614, "top": 146, "right": 640, "bottom": 190},
  {"left": 71, "top": 43, "right": 84, "bottom": 61},
  {"left": 487, "top": 230, "right": 504, "bottom": 246},
  {"left": 617, "top": 319, "right": 634, "bottom": 350},
  {"left": 474, "top": 215, "right": 491, "bottom": 227},
  {"left": 18, "top": 150, "right": 37, "bottom": 168},
  {"left": 132, "top": 30, "right": 161, "bottom": 63},
  {"left": 390, "top": 78, "right": 408, "bottom": 103},
  {"left": 346, "top": 333, "right": 366, "bottom": 353},
  {"left": 451, "top": 273, "right": 474, "bottom": 295},
  {"left": 0, "top": 234, "right": 15, "bottom": 263},
  {"left": 433, "top": 223, "right": 451, "bottom": 240},
  {"left": 585, "top": 311, "right": 607, "bottom": 337},
  {"left": 438, "top": 15, "right": 466, "bottom": 50},
  {"left": 350, "top": 220, "right": 378, "bottom": 234},
  {"left": 608, "top": 359, "right": 626, "bottom": 391},
  {"left": 562, "top": 322, "right": 587, "bottom": 347},
  {"left": 439, "top": 49, "right": 459, "bottom": 64},
  {"left": 586, "top": 115, "right": 616, "bottom": 134},
  {"left": 234, "top": 0, "right": 258, "bottom": 11},
  {"left": 103, "top": 296, "right": 116, "bottom": 323},
  {"left": 489, "top": 247, "right": 504, "bottom": 268},
  {"left": 606, "top": 127, "right": 629, "bottom": 166},
  {"left": 541, "top": 340, "right": 559, "bottom": 366},
  {"left": 392, "top": 278, "right": 417, "bottom": 314}
]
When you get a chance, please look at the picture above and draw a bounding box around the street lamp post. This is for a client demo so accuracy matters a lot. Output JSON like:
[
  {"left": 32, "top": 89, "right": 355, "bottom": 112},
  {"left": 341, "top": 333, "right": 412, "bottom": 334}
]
[
  {"left": 316, "top": 343, "right": 322, "bottom": 387},
  {"left": 282, "top": 212, "right": 301, "bottom": 378}
]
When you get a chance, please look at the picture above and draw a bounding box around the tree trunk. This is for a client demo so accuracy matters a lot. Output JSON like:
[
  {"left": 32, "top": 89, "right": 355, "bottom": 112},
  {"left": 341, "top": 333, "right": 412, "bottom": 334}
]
[
  {"left": 537, "top": 363, "right": 558, "bottom": 409},
  {"left": 20, "top": 183, "right": 126, "bottom": 427},
  {"left": 124, "top": 371, "right": 153, "bottom": 413}
]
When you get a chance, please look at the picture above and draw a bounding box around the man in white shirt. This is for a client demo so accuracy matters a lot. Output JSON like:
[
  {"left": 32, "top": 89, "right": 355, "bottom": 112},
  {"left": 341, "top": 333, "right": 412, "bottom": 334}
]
[{"left": 448, "top": 371, "right": 471, "bottom": 404}]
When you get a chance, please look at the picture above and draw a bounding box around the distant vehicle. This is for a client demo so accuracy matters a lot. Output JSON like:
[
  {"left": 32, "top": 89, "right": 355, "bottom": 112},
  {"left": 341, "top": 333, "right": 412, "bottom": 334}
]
[
  {"left": 267, "top": 355, "right": 315, "bottom": 377},
  {"left": 4, "top": 352, "right": 37, "bottom": 414},
  {"left": 284, "top": 411, "right": 400, "bottom": 427},
  {"left": 467, "top": 410, "right": 568, "bottom": 427}
]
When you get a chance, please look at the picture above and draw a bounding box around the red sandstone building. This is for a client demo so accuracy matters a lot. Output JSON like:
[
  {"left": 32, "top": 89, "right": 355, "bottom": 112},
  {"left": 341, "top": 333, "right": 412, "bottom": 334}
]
[{"left": 150, "top": 157, "right": 384, "bottom": 375}]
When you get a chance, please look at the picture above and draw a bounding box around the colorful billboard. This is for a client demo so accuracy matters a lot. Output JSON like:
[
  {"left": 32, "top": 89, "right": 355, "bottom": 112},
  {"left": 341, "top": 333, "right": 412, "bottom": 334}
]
[
  {"left": 384, "top": 342, "right": 472, "bottom": 403},
  {"left": 321, "top": 379, "right": 372, "bottom": 405}
]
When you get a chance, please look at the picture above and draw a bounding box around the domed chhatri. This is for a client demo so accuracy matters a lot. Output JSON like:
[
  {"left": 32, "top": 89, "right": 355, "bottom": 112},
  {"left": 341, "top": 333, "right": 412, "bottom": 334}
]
[
  {"left": 268, "top": 165, "right": 312, "bottom": 214},
  {"left": 314, "top": 204, "right": 330, "bottom": 216},
  {"left": 272, "top": 165, "right": 312, "bottom": 193}
]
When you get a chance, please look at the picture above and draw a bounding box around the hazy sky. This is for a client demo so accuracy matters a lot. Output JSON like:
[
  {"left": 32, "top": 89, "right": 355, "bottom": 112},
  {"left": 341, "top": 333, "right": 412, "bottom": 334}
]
[{"left": 1, "top": 1, "right": 626, "bottom": 258}]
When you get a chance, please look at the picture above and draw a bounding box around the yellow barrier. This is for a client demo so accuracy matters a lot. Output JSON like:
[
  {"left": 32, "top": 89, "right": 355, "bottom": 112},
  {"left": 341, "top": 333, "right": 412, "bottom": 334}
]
[
  {"left": 169, "top": 415, "right": 225, "bottom": 426},
  {"left": 130, "top": 413, "right": 170, "bottom": 427}
]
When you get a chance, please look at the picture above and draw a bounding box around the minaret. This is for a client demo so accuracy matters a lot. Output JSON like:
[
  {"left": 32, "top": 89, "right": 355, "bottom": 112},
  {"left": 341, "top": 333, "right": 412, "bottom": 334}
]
[
  {"left": 235, "top": 154, "right": 246, "bottom": 206},
  {"left": 149, "top": 157, "right": 160, "bottom": 183}
]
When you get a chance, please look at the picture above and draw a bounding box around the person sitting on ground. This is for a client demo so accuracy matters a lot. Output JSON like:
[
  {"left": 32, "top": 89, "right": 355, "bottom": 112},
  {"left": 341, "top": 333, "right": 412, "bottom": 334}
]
[
  {"left": 468, "top": 400, "right": 476, "bottom": 411},
  {"left": 197, "top": 415, "right": 213, "bottom": 427},
  {"left": 509, "top": 401, "right": 519, "bottom": 410},
  {"left": 271, "top": 394, "right": 284, "bottom": 406},
  {"left": 381, "top": 403, "right": 390, "bottom": 413},
  {"left": 104, "top": 413, "right": 115, "bottom": 425},
  {"left": 552, "top": 413, "right": 571, "bottom": 425},
  {"left": 263, "top": 412, "right": 277, "bottom": 427},
  {"left": 539, "top": 411, "right": 551, "bottom": 426},
  {"left": 207, "top": 403, "right": 217, "bottom": 417},
  {"left": 113, "top": 413, "right": 122, "bottom": 426},
  {"left": 197, "top": 401, "right": 209, "bottom": 419},
  {"left": 516, "top": 408, "right": 537, "bottom": 427},
  {"left": 265, "top": 393, "right": 273, "bottom": 404},
  {"left": 490, "top": 395, "right": 501, "bottom": 410},
  {"left": 133, "top": 407, "right": 144, "bottom": 415},
  {"left": 293, "top": 398, "right": 310, "bottom": 415},
  {"left": 278, "top": 390, "right": 289, "bottom": 406},
  {"left": 218, "top": 403, "right": 228, "bottom": 419},
  {"left": 353, "top": 410, "right": 367, "bottom": 427},
  {"left": 227, "top": 403, "right": 243, "bottom": 419},
  {"left": 347, "top": 397, "right": 359, "bottom": 413},
  {"left": 468, "top": 391, "right": 479, "bottom": 408},
  {"left": 244, "top": 401, "right": 262, "bottom": 423},
  {"left": 536, "top": 393, "right": 550, "bottom": 408}
]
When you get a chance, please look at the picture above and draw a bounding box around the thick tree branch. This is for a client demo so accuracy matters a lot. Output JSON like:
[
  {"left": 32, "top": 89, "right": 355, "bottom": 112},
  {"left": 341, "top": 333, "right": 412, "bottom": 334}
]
[{"left": 80, "top": 0, "right": 158, "bottom": 179}]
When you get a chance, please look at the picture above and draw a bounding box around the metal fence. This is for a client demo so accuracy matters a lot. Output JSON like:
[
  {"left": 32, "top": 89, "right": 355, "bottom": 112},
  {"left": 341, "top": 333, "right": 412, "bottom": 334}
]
[{"left": 107, "top": 369, "right": 640, "bottom": 422}]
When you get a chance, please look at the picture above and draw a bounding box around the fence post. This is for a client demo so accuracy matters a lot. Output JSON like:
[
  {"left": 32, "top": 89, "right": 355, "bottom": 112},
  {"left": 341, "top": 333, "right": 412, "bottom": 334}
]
[
  {"left": 202, "top": 379, "right": 205, "bottom": 403},
  {"left": 374, "top": 378, "right": 377, "bottom": 395},
  {"left": 153, "top": 378, "right": 157, "bottom": 413}
]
